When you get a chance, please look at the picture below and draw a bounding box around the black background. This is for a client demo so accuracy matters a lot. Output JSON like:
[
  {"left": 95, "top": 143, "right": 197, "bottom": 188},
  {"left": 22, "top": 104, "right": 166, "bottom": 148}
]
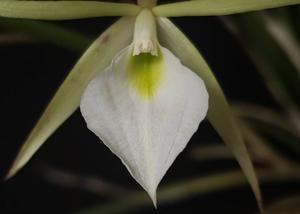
[{"left": 0, "top": 6, "right": 299, "bottom": 214}]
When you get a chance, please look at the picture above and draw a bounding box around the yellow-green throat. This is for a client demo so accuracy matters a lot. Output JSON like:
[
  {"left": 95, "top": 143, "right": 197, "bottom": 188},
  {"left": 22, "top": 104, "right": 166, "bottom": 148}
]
[{"left": 127, "top": 49, "right": 164, "bottom": 99}]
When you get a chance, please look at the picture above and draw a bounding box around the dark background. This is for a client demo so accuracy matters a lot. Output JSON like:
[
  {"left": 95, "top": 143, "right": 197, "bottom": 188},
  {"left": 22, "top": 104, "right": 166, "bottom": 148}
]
[{"left": 0, "top": 9, "right": 299, "bottom": 214}]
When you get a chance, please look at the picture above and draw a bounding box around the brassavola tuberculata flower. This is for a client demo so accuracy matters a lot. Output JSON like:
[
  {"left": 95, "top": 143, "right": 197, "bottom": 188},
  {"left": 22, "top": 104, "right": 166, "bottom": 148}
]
[
  {"left": 4, "top": 0, "right": 300, "bottom": 210},
  {"left": 80, "top": 9, "right": 208, "bottom": 204}
]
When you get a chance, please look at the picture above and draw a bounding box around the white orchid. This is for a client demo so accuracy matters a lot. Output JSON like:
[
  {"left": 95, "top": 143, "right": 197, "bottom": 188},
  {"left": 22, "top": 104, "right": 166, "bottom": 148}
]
[
  {"left": 3, "top": 0, "right": 300, "bottom": 210},
  {"left": 80, "top": 9, "right": 209, "bottom": 204}
]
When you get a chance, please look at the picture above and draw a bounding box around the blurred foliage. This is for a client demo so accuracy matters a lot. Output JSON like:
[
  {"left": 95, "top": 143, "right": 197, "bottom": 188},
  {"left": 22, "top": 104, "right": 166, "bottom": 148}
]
[
  {"left": 0, "top": 17, "right": 91, "bottom": 53},
  {"left": 224, "top": 5, "right": 300, "bottom": 214},
  {"left": 265, "top": 195, "right": 300, "bottom": 214},
  {"left": 224, "top": 11, "right": 300, "bottom": 108}
]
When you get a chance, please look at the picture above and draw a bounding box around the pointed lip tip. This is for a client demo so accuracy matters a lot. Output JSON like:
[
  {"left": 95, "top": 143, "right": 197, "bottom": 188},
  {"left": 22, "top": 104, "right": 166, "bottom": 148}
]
[
  {"left": 148, "top": 189, "right": 157, "bottom": 208},
  {"left": 152, "top": 197, "right": 157, "bottom": 209}
]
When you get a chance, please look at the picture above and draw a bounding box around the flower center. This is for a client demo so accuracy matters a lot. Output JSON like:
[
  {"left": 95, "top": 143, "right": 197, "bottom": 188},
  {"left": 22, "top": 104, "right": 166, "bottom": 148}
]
[
  {"left": 133, "top": 9, "right": 158, "bottom": 56},
  {"left": 128, "top": 8, "right": 164, "bottom": 99},
  {"left": 127, "top": 49, "right": 164, "bottom": 99}
]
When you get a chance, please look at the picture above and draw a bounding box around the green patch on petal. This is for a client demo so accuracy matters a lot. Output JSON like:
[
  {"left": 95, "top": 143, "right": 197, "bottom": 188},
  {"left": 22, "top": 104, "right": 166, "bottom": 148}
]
[{"left": 127, "top": 50, "right": 164, "bottom": 99}]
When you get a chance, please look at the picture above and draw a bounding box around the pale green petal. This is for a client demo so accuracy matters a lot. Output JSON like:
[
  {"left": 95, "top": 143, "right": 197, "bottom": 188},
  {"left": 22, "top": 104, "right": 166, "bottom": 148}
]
[
  {"left": 80, "top": 45, "right": 208, "bottom": 206},
  {"left": 156, "top": 17, "right": 262, "bottom": 212},
  {"left": 0, "top": 1, "right": 140, "bottom": 20},
  {"left": 153, "top": 0, "right": 300, "bottom": 17},
  {"left": 6, "top": 17, "right": 135, "bottom": 179}
]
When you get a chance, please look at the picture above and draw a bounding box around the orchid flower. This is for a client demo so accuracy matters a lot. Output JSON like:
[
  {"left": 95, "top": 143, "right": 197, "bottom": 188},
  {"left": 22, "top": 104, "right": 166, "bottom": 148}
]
[
  {"left": 81, "top": 9, "right": 209, "bottom": 205},
  {"left": 3, "top": 0, "right": 300, "bottom": 210}
]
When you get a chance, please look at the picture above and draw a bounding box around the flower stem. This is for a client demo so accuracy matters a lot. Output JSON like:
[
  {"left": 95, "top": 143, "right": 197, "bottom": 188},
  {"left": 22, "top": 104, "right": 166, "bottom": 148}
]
[{"left": 137, "top": 0, "right": 157, "bottom": 8}]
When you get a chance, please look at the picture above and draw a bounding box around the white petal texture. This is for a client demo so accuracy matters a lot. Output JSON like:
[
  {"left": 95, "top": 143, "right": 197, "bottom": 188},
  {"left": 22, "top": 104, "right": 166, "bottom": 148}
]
[{"left": 80, "top": 45, "right": 209, "bottom": 204}]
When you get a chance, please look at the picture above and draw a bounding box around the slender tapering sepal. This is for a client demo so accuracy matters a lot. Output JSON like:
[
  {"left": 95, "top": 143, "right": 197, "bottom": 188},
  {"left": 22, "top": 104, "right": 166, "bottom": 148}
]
[
  {"left": 153, "top": 0, "right": 300, "bottom": 17},
  {"left": 0, "top": 1, "right": 140, "bottom": 20},
  {"left": 156, "top": 17, "right": 263, "bottom": 212},
  {"left": 6, "top": 17, "right": 135, "bottom": 179}
]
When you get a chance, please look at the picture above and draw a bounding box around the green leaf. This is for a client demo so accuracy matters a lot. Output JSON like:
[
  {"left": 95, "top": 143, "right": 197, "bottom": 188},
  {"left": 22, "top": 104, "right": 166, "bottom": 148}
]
[
  {"left": 0, "top": 17, "right": 92, "bottom": 53},
  {"left": 156, "top": 17, "right": 263, "bottom": 212},
  {"left": 237, "top": 116, "right": 296, "bottom": 171},
  {"left": 76, "top": 171, "right": 252, "bottom": 214},
  {"left": 263, "top": 14, "right": 300, "bottom": 74},
  {"left": 75, "top": 168, "right": 299, "bottom": 214},
  {"left": 234, "top": 103, "right": 299, "bottom": 136},
  {"left": 6, "top": 17, "right": 135, "bottom": 179},
  {"left": 248, "top": 118, "right": 300, "bottom": 157},
  {"left": 234, "top": 104, "right": 300, "bottom": 160},
  {"left": 224, "top": 13, "right": 300, "bottom": 108},
  {"left": 266, "top": 195, "right": 300, "bottom": 214},
  {"left": 153, "top": 0, "right": 300, "bottom": 17},
  {"left": 0, "top": 1, "right": 140, "bottom": 20}
]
